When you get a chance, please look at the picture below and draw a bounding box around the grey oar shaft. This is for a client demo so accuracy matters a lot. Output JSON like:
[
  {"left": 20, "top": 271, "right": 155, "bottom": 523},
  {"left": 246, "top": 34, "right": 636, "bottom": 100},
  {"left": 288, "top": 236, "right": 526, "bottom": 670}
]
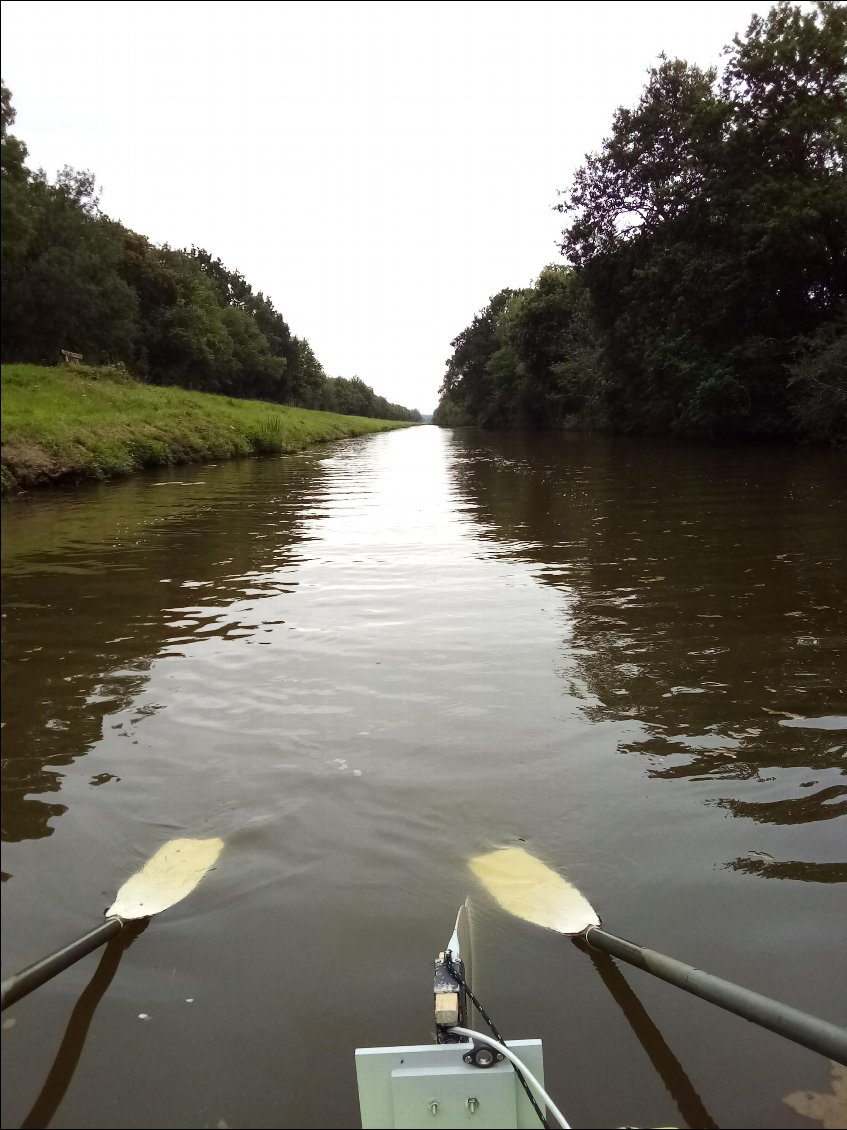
[
  {"left": 1, "top": 918, "right": 124, "bottom": 1011},
  {"left": 585, "top": 927, "right": 847, "bottom": 1065}
]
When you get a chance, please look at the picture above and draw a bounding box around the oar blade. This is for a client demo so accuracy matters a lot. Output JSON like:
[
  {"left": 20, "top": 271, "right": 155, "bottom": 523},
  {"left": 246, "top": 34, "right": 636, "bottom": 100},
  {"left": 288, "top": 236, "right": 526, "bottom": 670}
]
[
  {"left": 469, "top": 847, "right": 600, "bottom": 936},
  {"left": 107, "top": 837, "right": 224, "bottom": 920}
]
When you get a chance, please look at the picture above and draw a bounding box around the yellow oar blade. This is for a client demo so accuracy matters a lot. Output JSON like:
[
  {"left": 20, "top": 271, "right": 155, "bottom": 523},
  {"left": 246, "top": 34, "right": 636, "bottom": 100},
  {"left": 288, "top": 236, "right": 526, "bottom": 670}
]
[
  {"left": 469, "top": 847, "right": 600, "bottom": 936},
  {"left": 107, "top": 837, "right": 224, "bottom": 920}
]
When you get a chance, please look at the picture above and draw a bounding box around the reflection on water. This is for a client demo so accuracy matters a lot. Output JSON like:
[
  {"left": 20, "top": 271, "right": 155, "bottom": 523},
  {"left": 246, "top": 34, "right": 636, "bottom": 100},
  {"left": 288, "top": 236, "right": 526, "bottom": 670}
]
[
  {"left": 447, "top": 432, "right": 847, "bottom": 882},
  {"left": 728, "top": 858, "right": 847, "bottom": 883},
  {"left": 19, "top": 923, "right": 147, "bottom": 1130},
  {"left": 584, "top": 948, "right": 718, "bottom": 1130},
  {"left": 1, "top": 457, "right": 323, "bottom": 843},
  {"left": 784, "top": 1061, "right": 847, "bottom": 1128},
  {"left": 2, "top": 427, "right": 846, "bottom": 1130}
]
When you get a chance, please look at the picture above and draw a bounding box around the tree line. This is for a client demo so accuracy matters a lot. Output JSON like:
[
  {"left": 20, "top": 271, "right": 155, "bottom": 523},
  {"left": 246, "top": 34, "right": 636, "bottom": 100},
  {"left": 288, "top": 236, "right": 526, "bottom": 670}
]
[
  {"left": 435, "top": 2, "right": 845, "bottom": 442},
  {"left": 0, "top": 85, "right": 421, "bottom": 423}
]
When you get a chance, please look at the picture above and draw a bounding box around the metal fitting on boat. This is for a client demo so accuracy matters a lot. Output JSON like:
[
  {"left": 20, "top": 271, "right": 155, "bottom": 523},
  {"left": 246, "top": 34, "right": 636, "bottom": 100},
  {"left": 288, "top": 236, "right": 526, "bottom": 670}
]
[{"left": 462, "top": 1042, "right": 504, "bottom": 1068}]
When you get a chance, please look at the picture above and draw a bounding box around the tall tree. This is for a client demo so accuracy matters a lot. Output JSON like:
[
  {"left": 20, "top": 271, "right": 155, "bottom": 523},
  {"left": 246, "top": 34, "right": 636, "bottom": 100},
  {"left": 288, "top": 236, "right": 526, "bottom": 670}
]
[
  {"left": 498, "top": 266, "right": 603, "bottom": 426},
  {"left": 439, "top": 289, "right": 517, "bottom": 425},
  {"left": 2, "top": 165, "right": 138, "bottom": 364},
  {"left": 1, "top": 79, "right": 32, "bottom": 262},
  {"left": 558, "top": 1, "right": 847, "bottom": 438}
]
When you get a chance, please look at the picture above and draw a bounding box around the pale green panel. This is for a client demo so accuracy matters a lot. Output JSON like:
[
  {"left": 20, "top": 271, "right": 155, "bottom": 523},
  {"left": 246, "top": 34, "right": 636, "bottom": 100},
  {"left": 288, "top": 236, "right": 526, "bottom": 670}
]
[{"left": 356, "top": 1040, "right": 546, "bottom": 1130}]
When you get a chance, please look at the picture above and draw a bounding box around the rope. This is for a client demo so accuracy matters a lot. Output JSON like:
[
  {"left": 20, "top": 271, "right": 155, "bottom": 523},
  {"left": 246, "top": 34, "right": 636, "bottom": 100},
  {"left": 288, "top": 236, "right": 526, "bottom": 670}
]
[{"left": 444, "top": 950, "right": 549, "bottom": 1129}]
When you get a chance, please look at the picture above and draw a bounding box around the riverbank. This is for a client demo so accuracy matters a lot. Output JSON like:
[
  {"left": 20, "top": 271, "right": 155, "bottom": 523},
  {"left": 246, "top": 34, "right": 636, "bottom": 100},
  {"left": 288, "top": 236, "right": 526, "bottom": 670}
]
[{"left": 1, "top": 364, "right": 414, "bottom": 494}]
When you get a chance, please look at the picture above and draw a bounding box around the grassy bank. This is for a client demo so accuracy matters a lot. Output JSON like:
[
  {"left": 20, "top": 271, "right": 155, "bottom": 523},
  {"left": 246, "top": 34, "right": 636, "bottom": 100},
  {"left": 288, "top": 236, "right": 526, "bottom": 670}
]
[{"left": 1, "top": 364, "right": 414, "bottom": 494}]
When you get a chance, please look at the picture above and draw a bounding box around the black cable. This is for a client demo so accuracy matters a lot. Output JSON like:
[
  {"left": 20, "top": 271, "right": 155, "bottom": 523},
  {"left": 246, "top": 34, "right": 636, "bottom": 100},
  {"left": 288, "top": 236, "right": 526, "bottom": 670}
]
[{"left": 445, "top": 951, "right": 549, "bottom": 1130}]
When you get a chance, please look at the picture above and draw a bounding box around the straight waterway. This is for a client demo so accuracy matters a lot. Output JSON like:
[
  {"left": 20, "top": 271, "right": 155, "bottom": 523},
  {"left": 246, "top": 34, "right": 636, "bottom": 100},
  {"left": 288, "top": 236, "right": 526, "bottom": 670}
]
[{"left": 1, "top": 426, "right": 845, "bottom": 1129}]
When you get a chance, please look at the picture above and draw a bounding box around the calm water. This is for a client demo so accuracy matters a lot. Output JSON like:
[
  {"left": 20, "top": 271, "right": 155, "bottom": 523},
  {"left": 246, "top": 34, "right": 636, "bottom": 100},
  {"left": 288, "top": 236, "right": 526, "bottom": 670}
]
[{"left": 1, "top": 427, "right": 845, "bottom": 1130}]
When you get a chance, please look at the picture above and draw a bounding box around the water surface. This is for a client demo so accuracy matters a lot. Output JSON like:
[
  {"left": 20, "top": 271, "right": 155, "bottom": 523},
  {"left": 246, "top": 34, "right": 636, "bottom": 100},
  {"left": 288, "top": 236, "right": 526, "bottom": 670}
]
[{"left": 2, "top": 428, "right": 845, "bottom": 1129}]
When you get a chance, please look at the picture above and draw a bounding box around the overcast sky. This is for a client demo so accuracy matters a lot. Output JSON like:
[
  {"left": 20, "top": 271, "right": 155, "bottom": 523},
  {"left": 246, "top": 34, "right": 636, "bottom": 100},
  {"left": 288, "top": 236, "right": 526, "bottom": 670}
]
[{"left": 2, "top": 1, "right": 774, "bottom": 412}]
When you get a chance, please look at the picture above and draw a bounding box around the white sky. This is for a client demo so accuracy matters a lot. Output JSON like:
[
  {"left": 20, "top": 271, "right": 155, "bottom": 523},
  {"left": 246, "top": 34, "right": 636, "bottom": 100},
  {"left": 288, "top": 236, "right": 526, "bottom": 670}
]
[{"left": 2, "top": 0, "right": 773, "bottom": 413}]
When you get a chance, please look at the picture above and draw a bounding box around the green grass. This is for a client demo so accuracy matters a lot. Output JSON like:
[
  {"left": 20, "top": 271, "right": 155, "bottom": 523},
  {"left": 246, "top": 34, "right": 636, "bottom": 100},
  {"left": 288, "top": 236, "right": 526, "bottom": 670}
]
[{"left": 1, "top": 364, "right": 414, "bottom": 494}]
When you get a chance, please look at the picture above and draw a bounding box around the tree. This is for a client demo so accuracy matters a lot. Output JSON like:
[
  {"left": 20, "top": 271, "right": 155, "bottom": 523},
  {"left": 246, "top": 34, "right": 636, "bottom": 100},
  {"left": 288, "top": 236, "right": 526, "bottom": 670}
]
[
  {"left": 1, "top": 80, "right": 32, "bottom": 262},
  {"left": 498, "top": 266, "right": 604, "bottom": 426},
  {"left": 289, "top": 338, "right": 326, "bottom": 407},
  {"left": 557, "top": 1, "right": 846, "bottom": 438},
  {"left": 0, "top": 82, "right": 423, "bottom": 421},
  {"left": 1, "top": 165, "right": 138, "bottom": 364},
  {"left": 432, "top": 393, "right": 470, "bottom": 427},
  {"left": 789, "top": 300, "right": 847, "bottom": 441},
  {"left": 439, "top": 289, "right": 517, "bottom": 425},
  {"left": 560, "top": 58, "right": 727, "bottom": 268},
  {"left": 435, "top": 270, "right": 604, "bottom": 429}
]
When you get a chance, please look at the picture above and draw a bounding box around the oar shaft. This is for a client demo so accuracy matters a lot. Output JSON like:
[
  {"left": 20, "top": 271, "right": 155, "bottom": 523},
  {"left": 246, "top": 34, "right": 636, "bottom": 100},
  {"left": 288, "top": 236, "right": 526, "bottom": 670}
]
[
  {"left": 1, "top": 918, "right": 124, "bottom": 1011},
  {"left": 585, "top": 927, "right": 847, "bottom": 1065}
]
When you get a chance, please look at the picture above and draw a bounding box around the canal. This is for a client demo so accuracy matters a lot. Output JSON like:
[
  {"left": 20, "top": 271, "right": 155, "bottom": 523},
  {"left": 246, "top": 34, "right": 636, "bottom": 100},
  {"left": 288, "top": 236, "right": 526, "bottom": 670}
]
[{"left": 2, "top": 426, "right": 845, "bottom": 1129}]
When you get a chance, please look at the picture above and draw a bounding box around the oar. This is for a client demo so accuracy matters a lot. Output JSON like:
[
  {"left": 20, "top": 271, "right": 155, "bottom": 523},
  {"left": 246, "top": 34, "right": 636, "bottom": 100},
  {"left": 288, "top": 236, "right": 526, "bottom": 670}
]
[
  {"left": 1, "top": 837, "right": 223, "bottom": 1011},
  {"left": 469, "top": 847, "right": 847, "bottom": 1065}
]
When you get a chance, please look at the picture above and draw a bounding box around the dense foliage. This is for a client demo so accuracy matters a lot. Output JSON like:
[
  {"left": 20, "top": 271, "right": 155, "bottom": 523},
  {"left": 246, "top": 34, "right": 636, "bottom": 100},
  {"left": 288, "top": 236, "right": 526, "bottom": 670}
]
[
  {"left": 436, "top": 2, "right": 846, "bottom": 441},
  {"left": 0, "top": 85, "right": 420, "bottom": 423}
]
